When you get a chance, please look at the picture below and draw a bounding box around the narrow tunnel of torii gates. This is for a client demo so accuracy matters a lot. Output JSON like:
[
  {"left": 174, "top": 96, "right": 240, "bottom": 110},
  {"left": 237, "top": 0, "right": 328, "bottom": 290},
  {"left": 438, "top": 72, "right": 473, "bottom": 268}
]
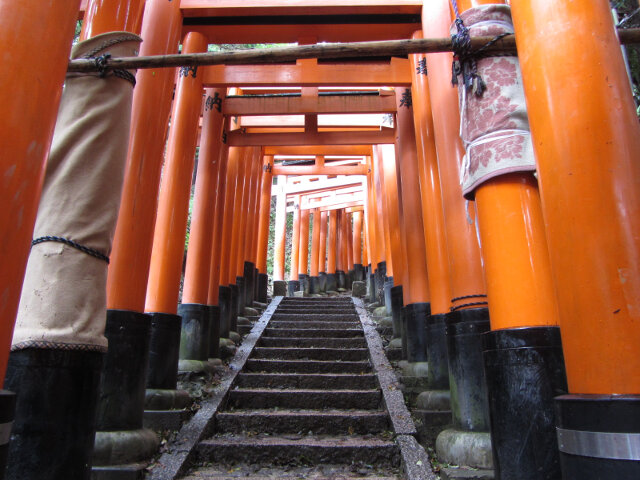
[{"left": 1, "top": 1, "right": 639, "bottom": 480}]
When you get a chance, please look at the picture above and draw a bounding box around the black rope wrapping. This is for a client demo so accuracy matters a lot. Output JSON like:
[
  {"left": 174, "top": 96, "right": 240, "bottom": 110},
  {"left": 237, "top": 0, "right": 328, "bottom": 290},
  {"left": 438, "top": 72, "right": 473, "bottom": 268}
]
[
  {"left": 32, "top": 236, "right": 110, "bottom": 264},
  {"left": 451, "top": 293, "right": 487, "bottom": 303},
  {"left": 450, "top": 301, "right": 488, "bottom": 312}
]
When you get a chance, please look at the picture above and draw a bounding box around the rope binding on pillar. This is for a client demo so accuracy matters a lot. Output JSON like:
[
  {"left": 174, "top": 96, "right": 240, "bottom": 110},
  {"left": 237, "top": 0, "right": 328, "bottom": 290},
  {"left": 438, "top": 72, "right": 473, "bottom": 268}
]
[{"left": 32, "top": 236, "right": 110, "bottom": 264}]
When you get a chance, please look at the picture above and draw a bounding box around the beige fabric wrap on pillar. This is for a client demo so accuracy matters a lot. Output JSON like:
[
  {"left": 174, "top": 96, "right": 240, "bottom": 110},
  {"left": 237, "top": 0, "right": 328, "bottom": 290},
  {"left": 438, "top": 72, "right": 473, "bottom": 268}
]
[{"left": 12, "top": 32, "right": 142, "bottom": 352}]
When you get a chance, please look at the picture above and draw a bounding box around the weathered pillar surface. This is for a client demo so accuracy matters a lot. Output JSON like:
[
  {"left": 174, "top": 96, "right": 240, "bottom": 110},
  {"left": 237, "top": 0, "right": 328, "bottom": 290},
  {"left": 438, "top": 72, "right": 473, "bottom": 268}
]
[
  {"left": 7, "top": 19, "right": 143, "bottom": 479},
  {"left": 511, "top": 0, "right": 640, "bottom": 477},
  {"left": 290, "top": 196, "right": 301, "bottom": 281},
  {"left": 0, "top": 0, "right": 82, "bottom": 383}
]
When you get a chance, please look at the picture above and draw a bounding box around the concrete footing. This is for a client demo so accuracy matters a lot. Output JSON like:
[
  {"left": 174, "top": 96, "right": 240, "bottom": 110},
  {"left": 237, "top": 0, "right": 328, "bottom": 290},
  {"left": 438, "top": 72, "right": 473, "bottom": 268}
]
[
  {"left": 272, "top": 280, "right": 287, "bottom": 297},
  {"left": 436, "top": 429, "right": 493, "bottom": 470}
]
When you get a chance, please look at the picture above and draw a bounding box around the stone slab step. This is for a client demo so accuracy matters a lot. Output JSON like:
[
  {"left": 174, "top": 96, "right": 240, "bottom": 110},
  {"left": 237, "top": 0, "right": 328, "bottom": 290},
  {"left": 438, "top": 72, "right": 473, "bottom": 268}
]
[
  {"left": 184, "top": 475, "right": 399, "bottom": 480},
  {"left": 259, "top": 336, "right": 367, "bottom": 348},
  {"left": 245, "top": 359, "right": 371, "bottom": 374},
  {"left": 195, "top": 435, "right": 400, "bottom": 467},
  {"left": 280, "top": 298, "right": 353, "bottom": 303},
  {"left": 275, "top": 305, "right": 357, "bottom": 311},
  {"left": 252, "top": 347, "right": 369, "bottom": 361},
  {"left": 271, "top": 313, "right": 359, "bottom": 322},
  {"left": 235, "top": 372, "right": 378, "bottom": 390},
  {"left": 216, "top": 409, "right": 389, "bottom": 434},
  {"left": 227, "top": 388, "right": 381, "bottom": 409},
  {"left": 263, "top": 328, "right": 364, "bottom": 338},
  {"left": 268, "top": 321, "right": 361, "bottom": 330},
  {"left": 183, "top": 463, "right": 401, "bottom": 480}
]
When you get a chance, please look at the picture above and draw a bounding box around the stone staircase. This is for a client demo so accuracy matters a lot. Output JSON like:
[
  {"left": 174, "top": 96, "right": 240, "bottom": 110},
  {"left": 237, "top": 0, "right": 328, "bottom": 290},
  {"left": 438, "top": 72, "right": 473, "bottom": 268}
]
[{"left": 181, "top": 297, "right": 404, "bottom": 479}]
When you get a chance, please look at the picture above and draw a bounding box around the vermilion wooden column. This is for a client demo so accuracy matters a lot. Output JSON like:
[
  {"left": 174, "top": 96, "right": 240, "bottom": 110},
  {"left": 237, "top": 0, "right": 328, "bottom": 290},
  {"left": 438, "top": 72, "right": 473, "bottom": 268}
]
[
  {"left": 218, "top": 147, "right": 241, "bottom": 290},
  {"left": 273, "top": 176, "right": 287, "bottom": 281},
  {"left": 326, "top": 209, "right": 338, "bottom": 291},
  {"left": 229, "top": 148, "right": 250, "bottom": 284},
  {"left": 319, "top": 211, "right": 328, "bottom": 274},
  {"left": 207, "top": 117, "right": 230, "bottom": 306},
  {"left": 182, "top": 88, "right": 226, "bottom": 306},
  {"left": 310, "top": 208, "right": 321, "bottom": 280},
  {"left": 290, "top": 196, "right": 301, "bottom": 282},
  {"left": 80, "top": 0, "right": 145, "bottom": 40},
  {"left": 298, "top": 208, "right": 310, "bottom": 277},
  {"left": 408, "top": 38, "right": 452, "bottom": 319},
  {"left": 346, "top": 213, "right": 354, "bottom": 274},
  {"left": 422, "top": 2, "right": 487, "bottom": 313},
  {"left": 364, "top": 174, "right": 378, "bottom": 269},
  {"left": 0, "top": 0, "right": 81, "bottom": 381},
  {"left": 144, "top": 32, "right": 207, "bottom": 315},
  {"left": 511, "top": 1, "right": 640, "bottom": 477},
  {"left": 256, "top": 156, "right": 273, "bottom": 274},
  {"left": 107, "top": 0, "right": 183, "bottom": 312},
  {"left": 352, "top": 211, "right": 363, "bottom": 272},
  {"left": 373, "top": 149, "right": 393, "bottom": 280}
]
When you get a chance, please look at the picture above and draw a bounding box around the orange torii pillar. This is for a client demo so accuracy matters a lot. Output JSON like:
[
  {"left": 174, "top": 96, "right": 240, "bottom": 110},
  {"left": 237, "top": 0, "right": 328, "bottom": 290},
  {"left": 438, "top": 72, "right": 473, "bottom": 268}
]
[
  {"left": 239, "top": 147, "right": 261, "bottom": 310},
  {"left": 145, "top": 32, "right": 208, "bottom": 371},
  {"left": 318, "top": 211, "right": 329, "bottom": 291},
  {"left": 395, "top": 88, "right": 431, "bottom": 372},
  {"left": 218, "top": 146, "right": 242, "bottom": 340},
  {"left": 255, "top": 156, "right": 273, "bottom": 303},
  {"left": 229, "top": 148, "right": 251, "bottom": 330},
  {"left": 182, "top": 87, "right": 226, "bottom": 363},
  {"left": 346, "top": 212, "right": 355, "bottom": 287},
  {"left": 247, "top": 150, "right": 266, "bottom": 305},
  {"left": 298, "top": 208, "right": 311, "bottom": 295},
  {"left": 363, "top": 174, "right": 378, "bottom": 301},
  {"left": 372, "top": 150, "right": 392, "bottom": 306},
  {"left": 422, "top": 0, "right": 492, "bottom": 469},
  {"left": 378, "top": 144, "right": 409, "bottom": 349},
  {"left": 446, "top": 2, "right": 568, "bottom": 476},
  {"left": 309, "top": 208, "right": 322, "bottom": 294},
  {"left": 352, "top": 211, "right": 364, "bottom": 281},
  {"left": 336, "top": 209, "right": 348, "bottom": 289},
  {"left": 370, "top": 158, "right": 388, "bottom": 303},
  {"left": 272, "top": 176, "right": 288, "bottom": 296},
  {"left": 206, "top": 118, "right": 230, "bottom": 356},
  {"left": 409, "top": 41, "right": 452, "bottom": 394},
  {"left": 326, "top": 210, "right": 339, "bottom": 292},
  {"left": 2, "top": 0, "right": 143, "bottom": 477},
  {"left": 288, "top": 196, "right": 302, "bottom": 295},
  {"left": 510, "top": 1, "right": 640, "bottom": 478}
]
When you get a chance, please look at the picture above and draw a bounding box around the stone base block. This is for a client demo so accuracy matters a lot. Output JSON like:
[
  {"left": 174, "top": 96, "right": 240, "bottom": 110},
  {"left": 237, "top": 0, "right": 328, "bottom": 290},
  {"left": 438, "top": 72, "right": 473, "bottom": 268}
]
[
  {"left": 436, "top": 429, "right": 493, "bottom": 470},
  {"left": 92, "top": 462, "right": 148, "bottom": 480},
  {"left": 416, "top": 390, "right": 451, "bottom": 411},
  {"left": 352, "top": 280, "right": 366, "bottom": 297},
  {"left": 413, "top": 409, "right": 453, "bottom": 446},
  {"left": 144, "top": 388, "right": 191, "bottom": 411},
  {"left": 143, "top": 409, "right": 191, "bottom": 431},
  {"left": 441, "top": 467, "right": 494, "bottom": 480},
  {"left": 93, "top": 428, "right": 159, "bottom": 467}
]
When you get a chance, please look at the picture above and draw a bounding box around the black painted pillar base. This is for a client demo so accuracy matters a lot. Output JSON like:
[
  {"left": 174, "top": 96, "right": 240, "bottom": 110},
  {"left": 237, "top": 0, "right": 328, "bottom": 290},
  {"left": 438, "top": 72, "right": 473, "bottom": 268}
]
[
  {"left": 390, "top": 285, "right": 404, "bottom": 340},
  {"left": 426, "top": 313, "right": 449, "bottom": 390},
  {"left": 146, "top": 312, "right": 181, "bottom": 390},
  {"left": 337, "top": 270, "right": 346, "bottom": 289},
  {"left": 326, "top": 274, "right": 338, "bottom": 292},
  {"left": 318, "top": 272, "right": 327, "bottom": 292},
  {"left": 6, "top": 348, "right": 102, "bottom": 480},
  {"left": 208, "top": 305, "right": 221, "bottom": 360},
  {"left": 243, "top": 262, "right": 255, "bottom": 307},
  {"left": 555, "top": 394, "right": 640, "bottom": 480},
  {"left": 218, "top": 285, "right": 231, "bottom": 339},
  {"left": 287, "top": 280, "right": 300, "bottom": 296},
  {"left": 93, "top": 310, "right": 159, "bottom": 469},
  {"left": 257, "top": 273, "right": 269, "bottom": 303},
  {"left": 483, "top": 326, "right": 567, "bottom": 480},
  {"left": 375, "top": 261, "right": 387, "bottom": 305},
  {"left": 368, "top": 272, "right": 376, "bottom": 303},
  {"left": 272, "top": 280, "right": 287, "bottom": 297},
  {"left": 235, "top": 276, "right": 245, "bottom": 316},
  {"left": 309, "top": 276, "right": 320, "bottom": 294},
  {"left": 229, "top": 284, "right": 239, "bottom": 332},
  {"left": 354, "top": 263, "right": 364, "bottom": 282},
  {"left": 404, "top": 302, "right": 430, "bottom": 364},
  {"left": 178, "top": 303, "right": 211, "bottom": 362},
  {"left": 299, "top": 274, "right": 309, "bottom": 295},
  {"left": 0, "top": 390, "right": 15, "bottom": 479},
  {"left": 446, "top": 308, "right": 491, "bottom": 431},
  {"left": 383, "top": 278, "right": 394, "bottom": 316}
]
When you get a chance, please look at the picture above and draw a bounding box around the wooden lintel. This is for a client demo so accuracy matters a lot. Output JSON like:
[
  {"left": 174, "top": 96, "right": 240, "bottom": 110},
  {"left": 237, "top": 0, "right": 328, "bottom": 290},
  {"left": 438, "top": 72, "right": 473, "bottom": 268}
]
[
  {"left": 314, "top": 200, "right": 364, "bottom": 212},
  {"left": 345, "top": 205, "right": 365, "bottom": 213},
  {"left": 223, "top": 94, "right": 396, "bottom": 116},
  {"left": 228, "top": 129, "right": 394, "bottom": 146},
  {"left": 281, "top": 176, "right": 364, "bottom": 195},
  {"left": 203, "top": 58, "right": 410, "bottom": 87},
  {"left": 273, "top": 165, "right": 369, "bottom": 176},
  {"left": 300, "top": 185, "right": 364, "bottom": 200},
  {"left": 265, "top": 145, "right": 373, "bottom": 155}
]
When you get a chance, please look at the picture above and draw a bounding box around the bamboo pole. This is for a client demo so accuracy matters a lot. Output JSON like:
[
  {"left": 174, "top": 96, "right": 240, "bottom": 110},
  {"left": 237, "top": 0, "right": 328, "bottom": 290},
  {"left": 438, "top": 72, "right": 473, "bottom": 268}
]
[{"left": 67, "top": 28, "right": 640, "bottom": 73}]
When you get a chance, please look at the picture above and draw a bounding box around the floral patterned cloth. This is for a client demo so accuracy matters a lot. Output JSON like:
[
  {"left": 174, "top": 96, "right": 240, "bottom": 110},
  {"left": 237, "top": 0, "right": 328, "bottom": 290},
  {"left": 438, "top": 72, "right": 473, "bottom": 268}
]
[{"left": 452, "top": 5, "right": 536, "bottom": 199}]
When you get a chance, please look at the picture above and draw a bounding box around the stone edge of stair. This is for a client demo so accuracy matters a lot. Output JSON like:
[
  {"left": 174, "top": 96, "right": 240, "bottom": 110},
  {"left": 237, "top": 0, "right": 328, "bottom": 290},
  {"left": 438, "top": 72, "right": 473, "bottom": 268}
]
[
  {"left": 353, "top": 297, "right": 417, "bottom": 437},
  {"left": 396, "top": 434, "right": 439, "bottom": 480},
  {"left": 147, "top": 296, "right": 283, "bottom": 480}
]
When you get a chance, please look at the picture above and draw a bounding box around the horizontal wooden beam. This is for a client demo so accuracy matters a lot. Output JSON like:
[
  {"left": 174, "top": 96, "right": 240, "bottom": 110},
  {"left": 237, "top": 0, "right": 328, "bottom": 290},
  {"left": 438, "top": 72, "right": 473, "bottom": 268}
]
[
  {"left": 300, "top": 185, "right": 364, "bottom": 200},
  {"left": 345, "top": 205, "right": 365, "bottom": 213},
  {"left": 265, "top": 145, "right": 372, "bottom": 155},
  {"left": 284, "top": 176, "right": 366, "bottom": 194},
  {"left": 315, "top": 200, "right": 365, "bottom": 212},
  {"left": 224, "top": 94, "right": 396, "bottom": 116},
  {"left": 228, "top": 128, "right": 394, "bottom": 146},
  {"left": 273, "top": 164, "right": 369, "bottom": 175}
]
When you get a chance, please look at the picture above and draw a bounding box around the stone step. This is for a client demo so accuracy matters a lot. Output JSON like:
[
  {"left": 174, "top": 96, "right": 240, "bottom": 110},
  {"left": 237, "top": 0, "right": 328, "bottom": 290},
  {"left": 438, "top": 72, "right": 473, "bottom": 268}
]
[
  {"left": 235, "top": 372, "right": 378, "bottom": 390},
  {"left": 271, "top": 313, "right": 359, "bottom": 322},
  {"left": 280, "top": 298, "right": 353, "bottom": 303},
  {"left": 183, "top": 474, "right": 400, "bottom": 480},
  {"left": 215, "top": 409, "right": 389, "bottom": 434},
  {"left": 245, "top": 359, "right": 371, "bottom": 374},
  {"left": 228, "top": 388, "right": 381, "bottom": 409},
  {"left": 258, "top": 337, "right": 367, "bottom": 348},
  {"left": 195, "top": 434, "right": 400, "bottom": 467},
  {"left": 263, "top": 328, "right": 364, "bottom": 338},
  {"left": 268, "top": 321, "right": 361, "bottom": 330},
  {"left": 251, "top": 347, "right": 369, "bottom": 361}
]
